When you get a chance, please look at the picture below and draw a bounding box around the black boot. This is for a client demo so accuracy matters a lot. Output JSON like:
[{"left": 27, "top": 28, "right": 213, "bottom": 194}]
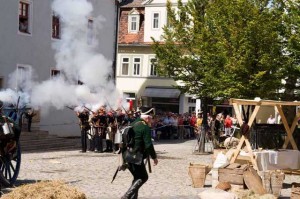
[
  {"left": 131, "top": 191, "right": 138, "bottom": 199},
  {"left": 121, "top": 179, "right": 143, "bottom": 199}
]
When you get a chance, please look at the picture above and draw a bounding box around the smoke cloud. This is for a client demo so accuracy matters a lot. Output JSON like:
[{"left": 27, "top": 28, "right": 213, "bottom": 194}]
[{"left": 0, "top": 0, "right": 127, "bottom": 113}]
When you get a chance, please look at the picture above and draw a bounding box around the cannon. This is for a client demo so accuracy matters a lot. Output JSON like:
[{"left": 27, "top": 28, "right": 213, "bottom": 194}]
[{"left": 0, "top": 101, "right": 28, "bottom": 186}]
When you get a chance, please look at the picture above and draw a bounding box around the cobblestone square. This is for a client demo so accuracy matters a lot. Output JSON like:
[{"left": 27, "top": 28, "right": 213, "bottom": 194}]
[{"left": 3, "top": 139, "right": 297, "bottom": 199}]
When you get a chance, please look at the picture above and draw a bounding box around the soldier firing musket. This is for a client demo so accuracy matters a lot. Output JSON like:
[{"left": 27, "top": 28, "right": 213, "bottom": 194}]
[
  {"left": 88, "top": 110, "right": 98, "bottom": 152},
  {"left": 105, "top": 111, "right": 115, "bottom": 153},
  {"left": 76, "top": 108, "right": 90, "bottom": 153},
  {"left": 93, "top": 107, "right": 107, "bottom": 153}
]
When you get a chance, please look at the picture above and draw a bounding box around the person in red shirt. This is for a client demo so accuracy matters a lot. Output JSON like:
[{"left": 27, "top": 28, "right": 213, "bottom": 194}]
[
  {"left": 189, "top": 112, "right": 197, "bottom": 138},
  {"left": 224, "top": 115, "right": 233, "bottom": 136}
]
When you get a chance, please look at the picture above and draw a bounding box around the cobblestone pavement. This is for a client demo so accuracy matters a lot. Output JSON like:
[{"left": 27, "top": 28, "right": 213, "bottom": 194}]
[{"left": 2, "top": 139, "right": 298, "bottom": 199}]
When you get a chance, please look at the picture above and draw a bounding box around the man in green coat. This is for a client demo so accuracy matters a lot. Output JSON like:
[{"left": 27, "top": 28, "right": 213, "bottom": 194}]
[{"left": 121, "top": 113, "right": 158, "bottom": 199}]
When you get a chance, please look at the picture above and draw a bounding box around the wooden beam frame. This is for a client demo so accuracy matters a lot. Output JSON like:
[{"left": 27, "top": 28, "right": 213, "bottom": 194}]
[
  {"left": 230, "top": 103, "right": 259, "bottom": 170},
  {"left": 229, "top": 98, "right": 300, "bottom": 170},
  {"left": 276, "top": 105, "right": 298, "bottom": 150}
]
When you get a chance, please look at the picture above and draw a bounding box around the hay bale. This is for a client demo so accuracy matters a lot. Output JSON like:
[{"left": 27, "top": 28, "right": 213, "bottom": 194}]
[
  {"left": 2, "top": 180, "right": 87, "bottom": 199},
  {"left": 232, "top": 189, "right": 276, "bottom": 199}
]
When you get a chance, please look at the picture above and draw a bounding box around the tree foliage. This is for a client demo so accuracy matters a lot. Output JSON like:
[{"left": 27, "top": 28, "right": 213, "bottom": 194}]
[{"left": 152, "top": 0, "right": 300, "bottom": 100}]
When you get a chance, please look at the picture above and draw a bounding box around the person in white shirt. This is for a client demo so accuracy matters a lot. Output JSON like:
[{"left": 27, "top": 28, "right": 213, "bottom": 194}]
[
  {"left": 267, "top": 114, "right": 276, "bottom": 124},
  {"left": 163, "top": 113, "right": 175, "bottom": 139}
]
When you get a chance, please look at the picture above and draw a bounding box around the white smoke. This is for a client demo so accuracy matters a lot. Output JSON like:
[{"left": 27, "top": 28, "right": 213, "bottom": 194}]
[
  {"left": 0, "top": 0, "right": 127, "bottom": 114},
  {"left": 51, "top": 0, "right": 112, "bottom": 89}
]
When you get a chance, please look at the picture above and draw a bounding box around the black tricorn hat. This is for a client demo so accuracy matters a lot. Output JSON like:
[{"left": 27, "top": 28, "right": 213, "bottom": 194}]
[{"left": 139, "top": 106, "right": 155, "bottom": 115}]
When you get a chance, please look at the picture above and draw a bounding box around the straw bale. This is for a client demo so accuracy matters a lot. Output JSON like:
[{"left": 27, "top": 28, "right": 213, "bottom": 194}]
[
  {"left": 232, "top": 189, "right": 276, "bottom": 199},
  {"left": 1, "top": 180, "right": 86, "bottom": 199}
]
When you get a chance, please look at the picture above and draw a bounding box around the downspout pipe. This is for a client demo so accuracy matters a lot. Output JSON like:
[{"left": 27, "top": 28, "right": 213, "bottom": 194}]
[{"left": 113, "top": 0, "right": 121, "bottom": 84}]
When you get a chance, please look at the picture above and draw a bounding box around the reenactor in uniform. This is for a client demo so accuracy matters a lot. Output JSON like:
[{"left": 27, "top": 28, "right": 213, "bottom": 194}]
[
  {"left": 76, "top": 109, "right": 90, "bottom": 153},
  {"left": 124, "top": 110, "right": 136, "bottom": 126},
  {"left": 95, "top": 107, "right": 107, "bottom": 153},
  {"left": 25, "top": 108, "right": 36, "bottom": 132},
  {"left": 105, "top": 110, "right": 115, "bottom": 152},
  {"left": 121, "top": 109, "right": 158, "bottom": 199},
  {"left": 116, "top": 109, "right": 125, "bottom": 127},
  {"left": 88, "top": 111, "right": 98, "bottom": 152},
  {"left": 114, "top": 109, "right": 126, "bottom": 152}
]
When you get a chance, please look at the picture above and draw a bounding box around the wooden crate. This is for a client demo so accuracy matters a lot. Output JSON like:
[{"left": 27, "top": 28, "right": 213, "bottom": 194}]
[
  {"left": 261, "top": 170, "right": 284, "bottom": 197},
  {"left": 218, "top": 163, "right": 248, "bottom": 185},
  {"left": 291, "top": 183, "right": 300, "bottom": 199}
]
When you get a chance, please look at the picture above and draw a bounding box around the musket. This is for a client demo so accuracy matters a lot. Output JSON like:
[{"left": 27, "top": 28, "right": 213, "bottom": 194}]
[
  {"left": 121, "top": 105, "right": 129, "bottom": 115},
  {"left": 83, "top": 105, "right": 95, "bottom": 114},
  {"left": 104, "top": 96, "right": 114, "bottom": 111},
  {"left": 16, "top": 96, "right": 20, "bottom": 113},
  {"left": 65, "top": 106, "right": 75, "bottom": 111}
]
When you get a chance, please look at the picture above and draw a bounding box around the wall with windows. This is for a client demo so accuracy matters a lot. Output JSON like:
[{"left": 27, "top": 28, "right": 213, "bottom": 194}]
[
  {"left": 144, "top": 6, "right": 166, "bottom": 42},
  {"left": 118, "top": 54, "right": 156, "bottom": 77},
  {"left": 143, "top": 0, "right": 189, "bottom": 42},
  {"left": 117, "top": 46, "right": 178, "bottom": 101},
  {"left": 0, "top": 0, "right": 117, "bottom": 136},
  {"left": 117, "top": 0, "right": 195, "bottom": 114}
]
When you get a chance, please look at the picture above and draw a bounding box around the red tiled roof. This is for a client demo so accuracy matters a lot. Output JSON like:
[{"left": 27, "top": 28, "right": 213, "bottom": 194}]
[
  {"left": 120, "top": 0, "right": 144, "bottom": 8},
  {"left": 118, "top": 8, "right": 145, "bottom": 44}
]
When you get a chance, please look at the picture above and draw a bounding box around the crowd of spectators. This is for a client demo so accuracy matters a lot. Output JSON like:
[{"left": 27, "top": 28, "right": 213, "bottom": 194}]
[{"left": 149, "top": 111, "right": 238, "bottom": 141}]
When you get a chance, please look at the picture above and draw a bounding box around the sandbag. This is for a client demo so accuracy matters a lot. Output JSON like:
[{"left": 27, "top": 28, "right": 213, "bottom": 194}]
[{"left": 213, "top": 152, "right": 229, "bottom": 169}]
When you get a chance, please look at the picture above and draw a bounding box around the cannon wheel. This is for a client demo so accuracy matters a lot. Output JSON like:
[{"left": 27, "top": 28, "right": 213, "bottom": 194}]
[{"left": 0, "top": 142, "right": 21, "bottom": 186}]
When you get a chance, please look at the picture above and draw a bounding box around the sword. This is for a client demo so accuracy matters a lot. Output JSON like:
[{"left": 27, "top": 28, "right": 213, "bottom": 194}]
[
  {"left": 145, "top": 156, "right": 152, "bottom": 173},
  {"left": 111, "top": 164, "right": 127, "bottom": 183},
  {"left": 111, "top": 153, "right": 127, "bottom": 183},
  {"left": 111, "top": 166, "right": 119, "bottom": 183}
]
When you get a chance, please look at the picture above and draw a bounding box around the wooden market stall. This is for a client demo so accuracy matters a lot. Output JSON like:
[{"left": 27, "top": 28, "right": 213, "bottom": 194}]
[{"left": 229, "top": 98, "right": 300, "bottom": 170}]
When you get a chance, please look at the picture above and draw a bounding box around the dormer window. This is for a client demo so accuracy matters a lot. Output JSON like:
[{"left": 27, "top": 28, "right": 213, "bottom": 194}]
[{"left": 128, "top": 8, "right": 140, "bottom": 33}]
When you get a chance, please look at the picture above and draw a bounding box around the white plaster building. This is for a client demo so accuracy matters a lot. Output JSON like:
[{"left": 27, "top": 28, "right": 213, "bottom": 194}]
[
  {"left": 116, "top": 0, "right": 196, "bottom": 114},
  {"left": 0, "top": 0, "right": 119, "bottom": 136}
]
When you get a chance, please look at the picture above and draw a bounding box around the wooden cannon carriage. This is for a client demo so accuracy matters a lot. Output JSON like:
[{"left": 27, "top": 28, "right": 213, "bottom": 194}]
[{"left": 0, "top": 106, "right": 28, "bottom": 186}]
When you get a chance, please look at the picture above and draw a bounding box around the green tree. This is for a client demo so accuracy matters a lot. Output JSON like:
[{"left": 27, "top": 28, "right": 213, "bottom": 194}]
[
  {"left": 277, "top": 0, "right": 300, "bottom": 124},
  {"left": 152, "top": 0, "right": 288, "bottom": 101},
  {"left": 152, "top": 0, "right": 300, "bottom": 151},
  {"left": 280, "top": 0, "right": 300, "bottom": 101}
]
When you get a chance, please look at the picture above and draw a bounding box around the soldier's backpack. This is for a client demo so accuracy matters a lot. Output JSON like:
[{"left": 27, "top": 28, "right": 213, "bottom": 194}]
[
  {"left": 120, "top": 121, "right": 143, "bottom": 165},
  {"left": 121, "top": 125, "right": 135, "bottom": 150},
  {"left": 120, "top": 121, "right": 143, "bottom": 150}
]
